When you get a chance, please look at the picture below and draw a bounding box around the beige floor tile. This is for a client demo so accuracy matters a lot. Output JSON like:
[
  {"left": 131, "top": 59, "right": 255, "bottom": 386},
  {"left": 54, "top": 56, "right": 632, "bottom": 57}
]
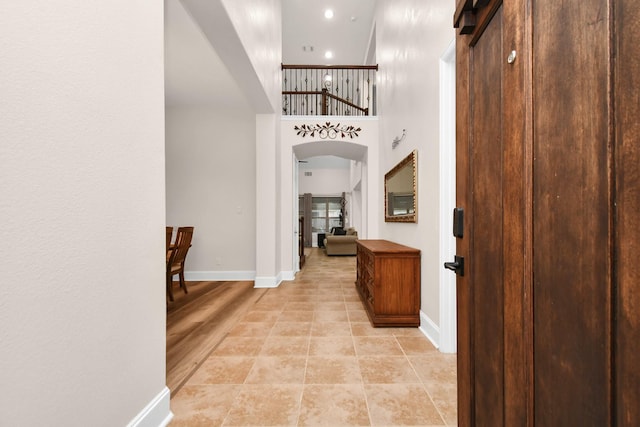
[
  {"left": 314, "top": 310, "right": 349, "bottom": 322},
  {"left": 353, "top": 336, "right": 404, "bottom": 356},
  {"left": 316, "top": 293, "right": 346, "bottom": 302},
  {"left": 359, "top": 355, "right": 423, "bottom": 384},
  {"left": 346, "top": 301, "right": 367, "bottom": 311},
  {"left": 276, "top": 286, "right": 317, "bottom": 294},
  {"left": 308, "top": 336, "right": 356, "bottom": 356},
  {"left": 311, "top": 321, "right": 353, "bottom": 337},
  {"left": 350, "top": 322, "right": 396, "bottom": 336},
  {"left": 305, "top": 356, "right": 362, "bottom": 384},
  {"left": 260, "top": 336, "right": 310, "bottom": 356},
  {"left": 222, "top": 384, "right": 303, "bottom": 426},
  {"left": 408, "top": 355, "right": 458, "bottom": 387},
  {"left": 298, "top": 384, "right": 370, "bottom": 426},
  {"left": 364, "top": 383, "right": 445, "bottom": 426},
  {"left": 428, "top": 381, "right": 458, "bottom": 426},
  {"left": 188, "top": 356, "right": 255, "bottom": 385},
  {"left": 227, "top": 322, "right": 272, "bottom": 337},
  {"left": 391, "top": 327, "right": 428, "bottom": 337},
  {"left": 396, "top": 336, "right": 439, "bottom": 355},
  {"left": 244, "top": 356, "right": 307, "bottom": 384},
  {"left": 315, "top": 301, "right": 348, "bottom": 311},
  {"left": 285, "top": 294, "right": 318, "bottom": 302},
  {"left": 278, "top": 310, "right": 315, "bottom": 322},
  {"left": 347, "top": 310, "right": 370, "bottom": 323},
  {"left": 317, "top": 280, "right": 343, "bottom": 288},
  {"left": 170, "top": 384, "right": 240, "bottom": 426},
  {"left": 212, "top": 337, "right": 265, "bottom": 356},
  {"left": 270, "top": 321, "right": 312, "bottom": 337},
  {"left": 284, "top": 301, "right": 316, "bottom": 311}
]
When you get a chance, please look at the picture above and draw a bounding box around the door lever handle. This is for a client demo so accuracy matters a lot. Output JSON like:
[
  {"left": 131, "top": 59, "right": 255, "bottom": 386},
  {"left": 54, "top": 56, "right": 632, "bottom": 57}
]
[{"left": 444, "top": 255, "right": 464, "bottom": 276}]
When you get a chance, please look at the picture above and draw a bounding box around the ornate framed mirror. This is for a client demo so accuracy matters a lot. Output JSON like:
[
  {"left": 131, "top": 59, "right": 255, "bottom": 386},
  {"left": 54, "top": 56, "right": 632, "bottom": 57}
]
[{"left": 384, "top": 150, "right": 417, "bottom": 223}]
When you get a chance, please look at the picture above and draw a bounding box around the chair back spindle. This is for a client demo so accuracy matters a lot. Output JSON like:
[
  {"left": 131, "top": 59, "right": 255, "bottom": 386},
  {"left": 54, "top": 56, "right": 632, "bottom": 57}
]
[{"left": 166, "top": 226, "right": 194, "bottom": 302}]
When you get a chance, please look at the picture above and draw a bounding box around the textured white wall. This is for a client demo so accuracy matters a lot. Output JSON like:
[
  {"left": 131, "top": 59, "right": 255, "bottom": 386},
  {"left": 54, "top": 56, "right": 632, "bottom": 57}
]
[
  {"left": 0, "top": 1, "right": 168, "bottom": 425},
  {"left": 298, "top": 168, "right": 351, "bottom": 195},
  {"left": 217, "top": 0, "right": 284, "bottom": 284},
  {"left": 165, "top": 107, "right": 257, "bottom": 273},
  {"left": 375, "top": 0, "right": 455, "bottom": 330},
  {"left": 221, "top": 0, "right": 283, "bottom": 112}
]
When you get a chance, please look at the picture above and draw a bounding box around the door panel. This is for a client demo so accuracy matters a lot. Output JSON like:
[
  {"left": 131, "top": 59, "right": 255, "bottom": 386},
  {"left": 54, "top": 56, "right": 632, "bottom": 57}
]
[
  {"left": 532, "top": 0, "right": 611, "bottom": 424},
  {"left": 470, "top": 7, "right": 504, "bottom": 426},
  {"left": 615, "top": 0, "right": 640, "bottom": 424}
]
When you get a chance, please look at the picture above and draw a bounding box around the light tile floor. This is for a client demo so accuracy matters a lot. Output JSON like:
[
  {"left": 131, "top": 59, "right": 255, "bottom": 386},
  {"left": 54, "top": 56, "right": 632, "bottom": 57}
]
[{"left": 170, "top": 248, "right": 457, "bottom": 426}]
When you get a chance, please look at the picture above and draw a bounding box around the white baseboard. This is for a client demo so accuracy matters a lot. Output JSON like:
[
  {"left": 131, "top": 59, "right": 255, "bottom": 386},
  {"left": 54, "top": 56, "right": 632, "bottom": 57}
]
[
  {"left": 419, "top": 311, "right": 440, "bottom": 350},
  {"left": 183, "top": 270, "right": 256, "bottom": 281},
  {"left": 254, "top": 275, "right": 281, "bottom": 288},
  {"left": 184, "top": 270, "right": 294, "bottom": 288},
  {"left": 126, "top": 386, "right": 172, "bottom": 427},
  {"left": 281, "top": 270, "right": 295, "bottom": 281}
]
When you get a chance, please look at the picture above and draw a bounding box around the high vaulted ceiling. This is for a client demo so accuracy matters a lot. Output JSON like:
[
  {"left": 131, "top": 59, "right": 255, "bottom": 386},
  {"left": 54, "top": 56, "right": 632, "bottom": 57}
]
[
  {"left": 281, "top": 0, "right": 376, "bottom": 65},
  {"left": 165, "top": 1, "right": 376, "bottom": 107}
]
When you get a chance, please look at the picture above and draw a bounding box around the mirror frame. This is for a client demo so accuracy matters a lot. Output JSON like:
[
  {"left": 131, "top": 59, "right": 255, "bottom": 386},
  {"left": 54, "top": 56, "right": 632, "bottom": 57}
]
[{"left": 384, "top": 150, "right": 417, "bottom": 223}]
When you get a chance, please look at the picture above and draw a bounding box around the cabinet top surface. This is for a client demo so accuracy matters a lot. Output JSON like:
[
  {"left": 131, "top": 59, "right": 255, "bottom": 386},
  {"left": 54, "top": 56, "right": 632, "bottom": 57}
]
[{"left": 357, "top": 239, "right": 420, "bottom": 254}]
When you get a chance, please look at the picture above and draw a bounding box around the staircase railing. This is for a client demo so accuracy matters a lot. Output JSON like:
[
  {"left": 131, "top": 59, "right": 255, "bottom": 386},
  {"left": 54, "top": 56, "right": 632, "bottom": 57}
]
[{"left": 282, "top": 64, "right": 378, "bottom": 116}]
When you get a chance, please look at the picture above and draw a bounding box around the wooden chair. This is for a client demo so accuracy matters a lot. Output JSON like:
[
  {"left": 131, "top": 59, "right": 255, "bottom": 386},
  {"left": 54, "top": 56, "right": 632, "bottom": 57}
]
[
  {"left": 166, "top": 226, "right": 173, "bottom": 253},
  {"left": 166, "top": 226, "right": 194, "bottom": 301}
]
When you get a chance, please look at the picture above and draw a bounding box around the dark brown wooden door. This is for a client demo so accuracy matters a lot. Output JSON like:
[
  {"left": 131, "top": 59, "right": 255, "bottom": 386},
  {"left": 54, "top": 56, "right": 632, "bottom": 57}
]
[
  {"left": 468, "top": 6, "right": 506, "bottom": 426},
  {"left": 454, "top": 0, "right": 639, "bottom": 425},
  {"left": 455, "top": 1, "right": 528, "bottom": 425},
  {"left": 531, "top": 0, "right": 612, "bottom": 424},
  {"left": 615, "top": 2, "right": 640, "bottom": 424}
]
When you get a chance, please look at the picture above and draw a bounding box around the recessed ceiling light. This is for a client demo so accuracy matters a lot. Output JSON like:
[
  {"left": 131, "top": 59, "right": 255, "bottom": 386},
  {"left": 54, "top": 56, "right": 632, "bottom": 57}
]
[
  {"left": 324, "top": 9, "right": 334, "bottom": 19},
  {"left": 324, "top": 51, "right": 333, "bottom": 59}
]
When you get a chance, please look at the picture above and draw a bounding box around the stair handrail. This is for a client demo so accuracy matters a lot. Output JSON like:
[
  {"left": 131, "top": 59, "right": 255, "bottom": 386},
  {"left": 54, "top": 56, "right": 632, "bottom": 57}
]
[{"left": 282, "top": 64, "right": 378, "bottom": 116}]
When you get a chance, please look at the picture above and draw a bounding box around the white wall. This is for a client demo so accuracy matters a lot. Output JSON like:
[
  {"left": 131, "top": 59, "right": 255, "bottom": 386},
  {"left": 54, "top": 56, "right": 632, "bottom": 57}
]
[
  {"left": 221, "top": 0, "right": 283, "bottom": 113},
  {"left": 298, "top": 167, "right": 350, "bottom": 195},
  {"left": 375, "top": 0, "right": 455, "bottom": 342},
  {"left": 178, "top": 0, "right": 283, "bottom": 287},
  {"left": 0, "top": 1, "right": 169, "bottom": 426},
  {"left": 165, "top": 107, "right": 256, "bottom": 277},
  {"left": 216, "top": 0, "right": 284, "bottom": 286}
]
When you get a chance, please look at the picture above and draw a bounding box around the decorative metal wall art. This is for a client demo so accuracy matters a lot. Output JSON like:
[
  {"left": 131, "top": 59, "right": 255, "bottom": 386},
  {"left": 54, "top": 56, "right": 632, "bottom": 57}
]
[{"left": 294, "top": 122, "right": 361, "bottom": 139}]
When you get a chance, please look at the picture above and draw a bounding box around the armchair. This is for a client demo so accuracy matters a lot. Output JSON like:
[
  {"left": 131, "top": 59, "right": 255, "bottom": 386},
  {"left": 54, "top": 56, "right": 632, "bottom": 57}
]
[{"left": 324, "top": 227, "right": 358, "bottom": 255}]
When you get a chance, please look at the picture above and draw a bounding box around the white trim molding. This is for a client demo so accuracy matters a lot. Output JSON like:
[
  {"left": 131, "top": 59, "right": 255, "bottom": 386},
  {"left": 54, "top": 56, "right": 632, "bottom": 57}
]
[
  {"left": 184, "top": 270, "right": 295, "bottom": 288},
  {"left": 281, "top": 270, "right": 296, "bottom": 281},
  {"left": 254, "top": 275, "right": 281, "bottom": 288},
  {"left": 438, "top": 38, "right": 458, "bottom": 354},
  {"left": 184, "top": 270, "right": 256, "bottom": 282},
  {"left": 419, "top": 311, "right": 441, "bottom": 350},
  {"left": 126, "top": 386, "right": 172, "bottom": 427}
]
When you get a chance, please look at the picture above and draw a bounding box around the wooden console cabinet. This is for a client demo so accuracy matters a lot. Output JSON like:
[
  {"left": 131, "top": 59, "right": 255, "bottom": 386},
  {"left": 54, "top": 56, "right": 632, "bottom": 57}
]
[{"left": 355, "top": 239, "right": 421, "bottom": 327}]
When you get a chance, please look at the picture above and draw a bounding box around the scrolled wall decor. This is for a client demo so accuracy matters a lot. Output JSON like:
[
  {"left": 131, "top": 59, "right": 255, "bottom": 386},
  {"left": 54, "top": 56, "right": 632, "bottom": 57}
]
[{"left": 294, "top": 122, "right": 361, "bottom": 139}]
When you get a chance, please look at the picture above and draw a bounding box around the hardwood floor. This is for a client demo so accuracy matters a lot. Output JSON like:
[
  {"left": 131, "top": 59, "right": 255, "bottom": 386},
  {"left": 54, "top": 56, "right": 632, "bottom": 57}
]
[{"left": 166, "top": 280, "right": 268, "bottom": 393}]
